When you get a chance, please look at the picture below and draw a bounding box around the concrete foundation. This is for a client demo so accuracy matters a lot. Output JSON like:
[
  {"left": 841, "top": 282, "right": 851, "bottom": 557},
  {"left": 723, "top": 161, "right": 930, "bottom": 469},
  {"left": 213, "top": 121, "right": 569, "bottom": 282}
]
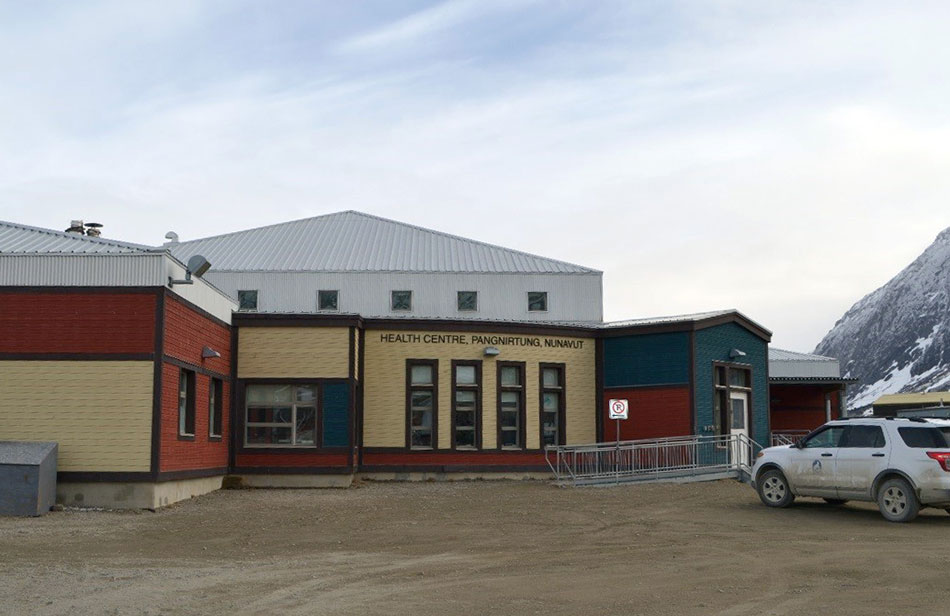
[{"left": 57, "top": 475, "right": 224, "bottom": 510}]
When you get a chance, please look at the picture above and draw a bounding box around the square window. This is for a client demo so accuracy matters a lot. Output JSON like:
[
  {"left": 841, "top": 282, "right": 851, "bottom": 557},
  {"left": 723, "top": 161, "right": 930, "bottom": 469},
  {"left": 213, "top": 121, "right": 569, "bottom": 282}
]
[
  {"left": 500, "top": 367, "right": 521, "bottom": 387},
  {"left": 237, "top": 290, "right": 258, "bottom": 311},
  {"left": 318, "top": 290, "right": 339, "bottom": 311},
  {"left": 456, "top": 365, "right": 477, "bottom": 385},
  {"left": 457, "top": 291, "right": 477, "bottom": 311},
  {"left": 391, "top": 290, "right": 412, "bottom": 311},
  {"left": 542, "top": 368, "right": 561, "bottom": 388},
  {"left": 410, "top": 365, "right": 433, "bottom": 385},
  {"left": 528, "top": 291, "right": 547, "bottom": 312}
]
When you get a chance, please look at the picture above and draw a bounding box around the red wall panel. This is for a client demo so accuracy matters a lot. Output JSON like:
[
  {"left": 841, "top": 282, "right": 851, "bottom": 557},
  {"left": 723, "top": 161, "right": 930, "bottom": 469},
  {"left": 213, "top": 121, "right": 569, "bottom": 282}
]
[
  {"left": 235, "top": 452, "right": 351, "bottom": 469},
  {"left": 0, "top": 291, "right": 156, "bottom": 354},
  {"left": 159, "top": 295, "right": 232, "bottom": 473},
  {"left": 770, "top": 384, "right": 841, "bottom": 433},
  {"left": 602, "top": 386, "right": 692, "bottom": 441},
  {"left": 361, "top": 451, "right": 548, "bottom": 468}
]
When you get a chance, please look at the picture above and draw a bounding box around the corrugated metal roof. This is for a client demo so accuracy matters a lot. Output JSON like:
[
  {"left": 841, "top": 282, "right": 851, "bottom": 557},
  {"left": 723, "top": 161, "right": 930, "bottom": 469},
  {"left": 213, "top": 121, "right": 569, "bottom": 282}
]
[
  {"left": 602, "top": 309, "right": 736, "bottom": 328},
  {"left": 769, "top": 348, "right": 837, "bottom": 362},
  {"left": 0, "top": 220, "right": 158, "bottom": 254},
  {"left": 169, "top": 211, "right": 600, "bottom": 274}
]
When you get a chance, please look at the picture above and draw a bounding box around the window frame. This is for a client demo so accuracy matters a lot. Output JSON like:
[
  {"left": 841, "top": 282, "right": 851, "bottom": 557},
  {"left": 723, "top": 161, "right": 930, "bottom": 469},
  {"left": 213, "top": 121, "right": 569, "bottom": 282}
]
[
  {"left": 497, "top": 361, "right": 526, "bottom": 450},
  {"left": 391, "top": 290, "right": 413, "bottom": 312},
  {"left": 711, "top": 362, "right": 754, "bottom": 442},
  {"left": 317, "top": 289, "right": 340, "bottom": 312},
  {"left": 406, "top": 359, "right": 438, "bottom": 450},
  {"left": 209, "top": 377, "right": 223, "bottom": 440},
  {"left": 178, "top": 368, "right": 196, "bottom": 440},
  {"left": 237, "top": 289, "right": 259, "bottom": 312},
  {"left": 451, "top": 360, "right": 481, "bottom": 450},
  {"left": 539, "top": 363, "right": 566, "bottom": 448},
  {"left": 527, "top": 291, "right": 548, "bottom": 313},
  {"left": 243, "top": 383, "right": 319, "bottom": 449},
  {"left": 456, "top": 290, "right": 478, "bottom": 312}
]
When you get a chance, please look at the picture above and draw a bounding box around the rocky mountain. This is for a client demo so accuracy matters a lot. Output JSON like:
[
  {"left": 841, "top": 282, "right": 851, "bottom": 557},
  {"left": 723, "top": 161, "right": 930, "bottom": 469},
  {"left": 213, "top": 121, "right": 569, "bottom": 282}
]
[{"left": 814, "top": 226, "right": 950, "bottom": 410}]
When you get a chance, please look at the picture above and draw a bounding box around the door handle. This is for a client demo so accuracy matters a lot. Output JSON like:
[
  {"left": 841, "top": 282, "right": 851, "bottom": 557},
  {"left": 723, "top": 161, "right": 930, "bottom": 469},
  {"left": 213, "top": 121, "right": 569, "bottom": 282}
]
[
  {"left": 872, "top": 453, "right": 885, "bottom": 457},
  {"left": 820, "top": 453, "right": 833, "bottom": 457}
]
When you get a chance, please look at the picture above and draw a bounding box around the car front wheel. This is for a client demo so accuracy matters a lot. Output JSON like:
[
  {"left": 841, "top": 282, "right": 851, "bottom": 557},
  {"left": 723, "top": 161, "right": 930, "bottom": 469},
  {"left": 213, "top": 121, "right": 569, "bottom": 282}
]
[
  {"left": 877, "top": 477, "right": 919, "bottom": 523},
  {"left": 757, "top": 469, "right": 794, "bottom": 508}
]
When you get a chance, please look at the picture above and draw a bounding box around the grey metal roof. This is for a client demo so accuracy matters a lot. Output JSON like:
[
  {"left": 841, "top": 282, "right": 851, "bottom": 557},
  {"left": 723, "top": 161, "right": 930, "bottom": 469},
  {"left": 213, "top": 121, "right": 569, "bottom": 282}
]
[
  {"left": 602, "top": 309, "right": 736, "bottom": 328},
  {"left": 769, "top": 348, "right": 837, "bottom": 362},
  {"left": 0, "top": 220, "right": 159, "bottom": 255},
  {"left": 169, "top": 211, "right": 600, "bottom": 274}
]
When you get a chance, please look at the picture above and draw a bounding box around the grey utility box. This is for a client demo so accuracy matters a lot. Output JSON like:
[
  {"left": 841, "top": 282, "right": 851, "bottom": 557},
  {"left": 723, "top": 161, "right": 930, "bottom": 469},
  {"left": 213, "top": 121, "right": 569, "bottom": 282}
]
[{"left": 0, "top": 441, "right": 58, "bottom": 516}]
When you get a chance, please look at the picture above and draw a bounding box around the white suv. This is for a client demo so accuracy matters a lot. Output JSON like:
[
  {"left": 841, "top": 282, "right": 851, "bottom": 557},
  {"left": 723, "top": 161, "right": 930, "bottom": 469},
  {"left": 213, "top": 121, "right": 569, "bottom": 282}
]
[{"left": 752, "top": 417, "right": 950, "bottom": 522}]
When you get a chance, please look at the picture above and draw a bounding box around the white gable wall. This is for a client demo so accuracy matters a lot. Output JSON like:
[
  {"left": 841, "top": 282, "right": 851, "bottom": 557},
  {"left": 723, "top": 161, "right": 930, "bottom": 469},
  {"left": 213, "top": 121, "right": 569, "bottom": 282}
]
[{"left": 205, "top": 271, "right": 603, "bottom": 322}]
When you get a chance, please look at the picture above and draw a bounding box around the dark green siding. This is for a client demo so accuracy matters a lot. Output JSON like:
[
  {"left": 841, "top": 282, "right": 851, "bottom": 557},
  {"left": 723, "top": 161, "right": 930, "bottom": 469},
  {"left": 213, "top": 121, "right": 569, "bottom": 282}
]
[
  {"left": 693, "top": 323, "right": 769, "bottom": 442},
  {"left": 604, "top": 332, "right": 690, "bottom": 388},
  {"left": 322, "top": 382, "right": 350, "bottom": 447}
]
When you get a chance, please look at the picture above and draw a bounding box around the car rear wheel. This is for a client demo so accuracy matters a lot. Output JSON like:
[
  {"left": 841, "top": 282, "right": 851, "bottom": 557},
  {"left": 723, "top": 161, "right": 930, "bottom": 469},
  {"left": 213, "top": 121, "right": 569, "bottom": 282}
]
[
  {"left": 757, "top": 469, "right": 794, "bottom": 508},
  {"left": 822, "top": 498, "right": 848, "bottom": 505},
  {"left": 877, "top": 477, "right": 919, "bottom": 523}
]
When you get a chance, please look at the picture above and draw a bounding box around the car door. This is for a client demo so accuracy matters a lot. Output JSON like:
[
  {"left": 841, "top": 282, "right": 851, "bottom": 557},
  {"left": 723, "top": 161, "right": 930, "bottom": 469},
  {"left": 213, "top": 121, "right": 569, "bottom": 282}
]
[
  {"left": 786, "top": 425, "right": 847, "bottom": 497},
  {"left": 835, "top": 424, "right": 889, "bottom": 499}
]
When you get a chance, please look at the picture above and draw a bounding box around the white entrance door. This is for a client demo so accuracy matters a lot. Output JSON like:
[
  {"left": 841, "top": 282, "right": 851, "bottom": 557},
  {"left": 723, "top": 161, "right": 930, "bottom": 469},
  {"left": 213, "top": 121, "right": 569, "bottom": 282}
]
[{"left": 729, "top": 392, "right": 750, "bottom": 466}]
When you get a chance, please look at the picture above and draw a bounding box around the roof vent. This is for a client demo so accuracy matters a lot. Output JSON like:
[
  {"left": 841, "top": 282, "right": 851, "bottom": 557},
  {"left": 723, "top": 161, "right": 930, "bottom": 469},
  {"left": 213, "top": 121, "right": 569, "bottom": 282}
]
[
  {"left": 64, "top": 220, "right": 103, "bottom": 237},
  {"left": 84, "top": 222, "right": 103, "bottom": 238},
  {"left": 65, "top": 220, "right": 84, "bottom": 234},
  {"left": 164, "top": 231, "right": 179, "bottom": 246}
]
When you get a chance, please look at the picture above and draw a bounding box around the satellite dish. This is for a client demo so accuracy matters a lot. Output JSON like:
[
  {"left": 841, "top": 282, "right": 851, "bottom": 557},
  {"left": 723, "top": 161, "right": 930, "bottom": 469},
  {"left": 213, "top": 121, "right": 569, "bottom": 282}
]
[{"left": 187, "top": 254, "right": 212, "bottom": 278}]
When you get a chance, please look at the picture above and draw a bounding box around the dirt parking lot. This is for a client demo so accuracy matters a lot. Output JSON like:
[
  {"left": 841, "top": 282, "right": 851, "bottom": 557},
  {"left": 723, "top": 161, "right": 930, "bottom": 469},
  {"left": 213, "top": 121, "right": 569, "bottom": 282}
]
[{"left": 1, "top": 479, "right": 948, "bottom": 616}]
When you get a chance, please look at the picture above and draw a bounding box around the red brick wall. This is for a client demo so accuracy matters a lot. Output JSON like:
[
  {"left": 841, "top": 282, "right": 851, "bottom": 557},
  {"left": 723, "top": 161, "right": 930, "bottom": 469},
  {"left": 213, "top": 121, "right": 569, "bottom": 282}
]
[
  {"left": 159, "top": 295, "right": 231, "bottom": 473},
  {"left": 770, "top": 384, "right": 840, "bottom": 432},
  {"left": 602, "top": 386, "right": 692, "bottom": 441},
  {"left": 0, "top": 291, "right": 156, "bottom": 354}
]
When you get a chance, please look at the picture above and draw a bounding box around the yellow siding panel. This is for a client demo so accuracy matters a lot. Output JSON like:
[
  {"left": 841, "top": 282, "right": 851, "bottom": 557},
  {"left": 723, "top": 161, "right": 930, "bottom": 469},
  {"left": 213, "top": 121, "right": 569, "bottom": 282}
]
[
  {"left": 0, "top": 361, "right": 153, "bottom": 472},
  {"left": 238, "top": 327, "right": 350, "bottom": 378},
  {"left": 362, "top": 330, "right": 595, "bottom": 448}
]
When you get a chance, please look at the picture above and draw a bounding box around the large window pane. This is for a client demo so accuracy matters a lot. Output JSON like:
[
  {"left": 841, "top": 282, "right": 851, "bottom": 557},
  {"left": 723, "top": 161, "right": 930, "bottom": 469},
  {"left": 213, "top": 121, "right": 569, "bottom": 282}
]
[
  {"left": 246, "top": 385, "right": 293, "bottom": 404},
  {"left": 247, "top": 426, "right": 292, "bottom": 445}
]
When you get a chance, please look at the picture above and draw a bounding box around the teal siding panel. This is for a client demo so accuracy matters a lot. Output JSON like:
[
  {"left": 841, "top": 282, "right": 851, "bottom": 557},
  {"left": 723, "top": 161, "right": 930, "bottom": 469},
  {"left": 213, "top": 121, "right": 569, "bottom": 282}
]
[
  {"left": 604, "top": 332, "right": 690, "bottom": 388},
  {"left": 693, "top": 323, "right": 769, "bottom": 442},
  {"left": 322, "top": 383, "right": 350, "bottom": 447}
]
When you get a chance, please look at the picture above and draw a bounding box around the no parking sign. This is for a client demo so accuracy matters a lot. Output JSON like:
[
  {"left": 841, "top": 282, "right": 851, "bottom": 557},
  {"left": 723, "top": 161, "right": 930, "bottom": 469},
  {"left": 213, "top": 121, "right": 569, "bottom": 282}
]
[{"left": 608, "top": 398, "right": 628, "bottom": 420}]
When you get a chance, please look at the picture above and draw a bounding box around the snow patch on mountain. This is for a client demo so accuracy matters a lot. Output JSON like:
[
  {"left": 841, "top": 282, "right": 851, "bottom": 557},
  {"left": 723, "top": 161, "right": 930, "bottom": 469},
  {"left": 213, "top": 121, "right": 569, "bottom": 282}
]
[{"left": 815, "top": 226, "right": 950, "bottom": 411}]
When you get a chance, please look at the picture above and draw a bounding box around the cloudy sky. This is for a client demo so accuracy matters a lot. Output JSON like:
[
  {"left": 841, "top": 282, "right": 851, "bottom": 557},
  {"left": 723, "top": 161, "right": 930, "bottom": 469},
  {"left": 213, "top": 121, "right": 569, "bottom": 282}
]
[{"left": 2, "top": 1, "right": 949, "bottom": 349}]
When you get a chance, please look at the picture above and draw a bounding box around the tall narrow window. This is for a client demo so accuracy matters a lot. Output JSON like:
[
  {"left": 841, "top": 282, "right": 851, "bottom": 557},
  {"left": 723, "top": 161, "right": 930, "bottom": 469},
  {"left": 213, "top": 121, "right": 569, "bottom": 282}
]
[
  {"left": 178, "top": 369, "right": 196, "bottom": 437},
  {"left": 318, "top": 290, "right": 339, "bottom": 311},
  {"left": 528, "top": 291, "right": 548, "bottom": 312},
  {"left": 245, "top": 384, "right": 317, "bottom": 447},
  {"left": 391, "top": 290, "right": 412, "bottom": 311},
  {"left": 452, "top": 361, "right": 480, "bottom": 449},
  {"left": 497, "top": 362, "right": 525, "bottom": 450},
  {"left": 237, "top": 290, "right": 258, "bottom": 311},
  {"left": 209, "top": 378, "right": 223, "bottom": 439},
  {"left": 540, "top": 364, "right": 564, "bottom": 447},
  {"left": 407, "top": 361, "right": 437, "bottom": 449},
  {"left": 457, "top": 291, "right": 478, "bottom": 312}
]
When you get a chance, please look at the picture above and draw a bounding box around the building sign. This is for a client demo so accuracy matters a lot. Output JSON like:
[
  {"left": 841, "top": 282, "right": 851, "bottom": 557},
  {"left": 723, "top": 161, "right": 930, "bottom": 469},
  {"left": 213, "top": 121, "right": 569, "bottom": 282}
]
[
  {"left": 608, "top": 399, "right": 629, "bottom": 420},
  {"left": 378, "top": 333, "right": 585, "bottom": 349}
]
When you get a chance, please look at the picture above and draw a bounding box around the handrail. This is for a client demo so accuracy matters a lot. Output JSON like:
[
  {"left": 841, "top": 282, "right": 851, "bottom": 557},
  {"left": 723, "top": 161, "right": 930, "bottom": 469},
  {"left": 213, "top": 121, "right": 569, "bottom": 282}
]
[{"left": 545, "top": 433, "right": 764, "bottom": 486}]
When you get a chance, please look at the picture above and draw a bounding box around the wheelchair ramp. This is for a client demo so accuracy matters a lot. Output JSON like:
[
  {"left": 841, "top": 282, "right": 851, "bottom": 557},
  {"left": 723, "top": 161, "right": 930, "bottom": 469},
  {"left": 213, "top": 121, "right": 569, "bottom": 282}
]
[{"left": 545, "top": 434, "right": 762, "bottom": 487}]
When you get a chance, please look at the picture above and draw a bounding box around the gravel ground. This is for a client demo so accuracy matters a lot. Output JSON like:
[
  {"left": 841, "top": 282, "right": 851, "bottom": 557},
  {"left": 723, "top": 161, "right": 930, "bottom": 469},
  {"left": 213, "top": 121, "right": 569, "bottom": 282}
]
[{"left": 1, "top": 479, "right": 948, "bottom": 616}]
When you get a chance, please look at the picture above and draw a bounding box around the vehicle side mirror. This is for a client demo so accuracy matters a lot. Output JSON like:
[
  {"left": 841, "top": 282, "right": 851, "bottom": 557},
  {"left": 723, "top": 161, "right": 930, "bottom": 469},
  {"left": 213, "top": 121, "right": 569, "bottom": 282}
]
[{"left": 794, "top": 439, "right": 805, "bottom": 449}]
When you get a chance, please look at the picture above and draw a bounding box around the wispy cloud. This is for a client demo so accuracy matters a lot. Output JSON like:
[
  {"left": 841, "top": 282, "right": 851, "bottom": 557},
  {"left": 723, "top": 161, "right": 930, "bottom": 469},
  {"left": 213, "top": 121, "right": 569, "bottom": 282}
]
[{"left": 1, "top": 1, "right": 949, "bottom": 348}]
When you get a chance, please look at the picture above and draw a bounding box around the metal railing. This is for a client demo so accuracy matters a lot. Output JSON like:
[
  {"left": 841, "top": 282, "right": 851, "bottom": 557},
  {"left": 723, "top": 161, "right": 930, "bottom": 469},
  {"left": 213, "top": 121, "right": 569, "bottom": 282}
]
[
  {"left": 545, "top": 433, "right": 763, "bottom": 486},
  {"left": 770, "top": 430, "right": 809, "bottom": 447}
]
